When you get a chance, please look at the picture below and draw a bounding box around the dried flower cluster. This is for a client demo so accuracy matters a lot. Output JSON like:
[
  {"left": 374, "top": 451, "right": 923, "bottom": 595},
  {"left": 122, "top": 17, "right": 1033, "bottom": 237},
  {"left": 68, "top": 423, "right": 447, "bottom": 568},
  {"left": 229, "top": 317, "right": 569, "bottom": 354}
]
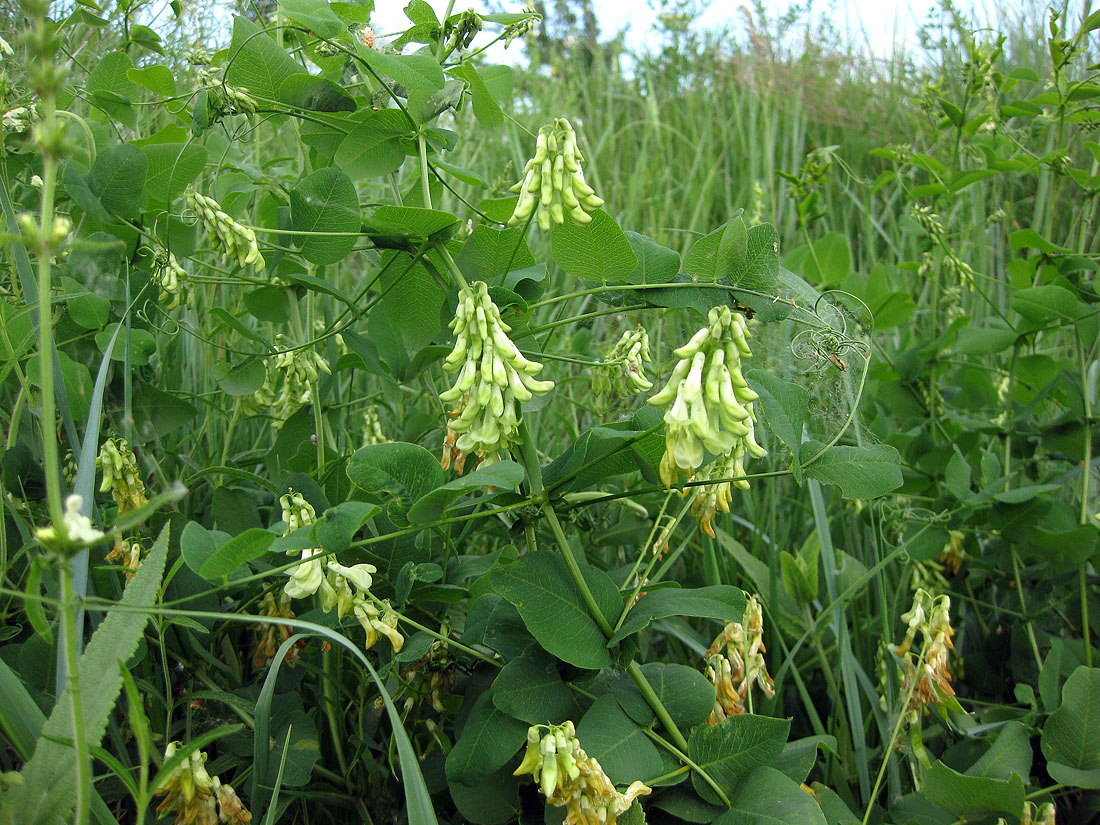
[
  {"left": 154, "top": 742, "right": 251, "bottom": 825},
  {"left": 704, "top": 595, "right": 774, "bottom": 722}
]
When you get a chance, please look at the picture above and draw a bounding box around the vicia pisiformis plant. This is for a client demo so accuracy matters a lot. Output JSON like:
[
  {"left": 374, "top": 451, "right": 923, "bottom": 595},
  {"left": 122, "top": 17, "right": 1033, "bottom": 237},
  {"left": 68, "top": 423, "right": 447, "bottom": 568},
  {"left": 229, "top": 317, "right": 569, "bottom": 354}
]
[
  {"left": 7, "top": 3, "right": 1096, "bottom": 825},
  {"left": 648, "top": 305, "right": 766, "bottom": 489},
  {"left": 439, "top": 280, "right": 553, "bottom": 472},
  {"left": 507, "top": 117, "right": 604, "bottom": 231}
]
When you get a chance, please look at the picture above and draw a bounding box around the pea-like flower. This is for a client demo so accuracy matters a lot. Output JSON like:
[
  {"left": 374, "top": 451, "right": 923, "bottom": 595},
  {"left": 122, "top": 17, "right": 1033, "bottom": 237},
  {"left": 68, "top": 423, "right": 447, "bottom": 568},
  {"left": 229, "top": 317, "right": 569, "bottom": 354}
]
[
  {"left": 154, "top": 248, "right": 189, "bottom": 310},
  {"left": 704, "top": 594, "right": 774, "bottom": 723},
  {"left": 895, "top": 588, "right": 958, "bottom": 716},
  {"left": 514, "top": 722, "right": 651, "bottom": 825},
  {"left": 98, "top": 437, "right": 148, "bottom": 514},
  {"left": 246, "top": 338, "right": 331, "bottom": 429},
  {"left": 508, "top": 118, "right": 604, "bottom": 232},
  {"left": 278, "top": 490, "right": 397, "bottom": 653},
  {"left": 440, "top": 281, "right": 553, "bottom": 473},
  {"left": 185, "top": 187, "right": 265, "bottom": 271},
  {"left": 34, "top": 494, "right": 105, "bottom": 554},
  {"left": 648, "top": 306, "right": 766, "bottom": 489},
  {"left": 593, "top": 326, "right": 653, "bottom": 402}
]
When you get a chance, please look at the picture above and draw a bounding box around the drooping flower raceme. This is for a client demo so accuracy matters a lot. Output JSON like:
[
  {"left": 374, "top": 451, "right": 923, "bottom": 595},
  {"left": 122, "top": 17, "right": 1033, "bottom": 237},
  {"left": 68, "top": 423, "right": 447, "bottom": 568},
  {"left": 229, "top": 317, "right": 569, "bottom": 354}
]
[
  {"left": 648, "top": 306, "right": 766, "bottom": 489},
  {"left": 278, "top": 490, "right": 402, "bottom": 653},
  {"left": 704, "top": 594, "right": 774, "bottom": 722},
  {"left": 154, "top": 248, "right": 189, "bottom": 310},
  {"left": 593, "top": 326, "right": 653, "bottom": 402},
  {"left": 154, "top": 741, "right": 252, "bottom": 825},
  {"left": 440, "top": 281, "right": 553, "bottom": 473},
  {"left": 507, "top": 118, "right": 604, "bottom": 232},
  {"left": 514, "top": 722, "right": 651, "bottom": 825},
  {"left": 98, "top": 437, "right": 148, "bottom": 514},
  {"left": 894, "top": 588, "right": 959, "bottom": 718},
  {"left": 185, "top": 187, "right": 265, "bottom": 272}
]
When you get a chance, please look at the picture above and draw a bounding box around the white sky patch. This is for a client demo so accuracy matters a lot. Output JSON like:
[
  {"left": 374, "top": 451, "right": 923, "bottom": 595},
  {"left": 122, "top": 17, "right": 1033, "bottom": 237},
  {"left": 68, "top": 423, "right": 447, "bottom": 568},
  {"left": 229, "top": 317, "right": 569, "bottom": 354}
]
[{"left": 369, "top": 0, "right": 1024, "bottom": 61}]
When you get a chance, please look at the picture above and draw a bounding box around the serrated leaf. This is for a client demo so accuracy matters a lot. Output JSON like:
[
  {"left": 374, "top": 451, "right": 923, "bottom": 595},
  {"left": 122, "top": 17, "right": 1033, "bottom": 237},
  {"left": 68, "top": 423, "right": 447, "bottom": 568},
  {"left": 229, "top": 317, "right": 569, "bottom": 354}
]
[
  {"left": 0, "top": 525, "right": 170, "bottom": 825},
  {"left": 551, "top": 210, "right": 638, "bottom": 285},
  {"left": 491, "top": 552, "right": 621, "bottom": 670},
  {"left": 802, "top": 442, "right": 903, "bottom": 499},
  {"left": 290, "top": 167, "right": 360, "bottom": 264},
  {"left": 608, "top": 585, "right": 745, "bottom": 646}
]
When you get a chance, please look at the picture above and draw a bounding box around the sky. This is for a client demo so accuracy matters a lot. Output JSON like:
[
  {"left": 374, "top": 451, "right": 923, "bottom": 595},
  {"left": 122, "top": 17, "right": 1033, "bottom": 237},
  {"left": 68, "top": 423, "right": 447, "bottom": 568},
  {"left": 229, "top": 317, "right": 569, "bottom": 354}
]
[{"left": 370, "top": 0, "right": 1018, "bottom": 60}]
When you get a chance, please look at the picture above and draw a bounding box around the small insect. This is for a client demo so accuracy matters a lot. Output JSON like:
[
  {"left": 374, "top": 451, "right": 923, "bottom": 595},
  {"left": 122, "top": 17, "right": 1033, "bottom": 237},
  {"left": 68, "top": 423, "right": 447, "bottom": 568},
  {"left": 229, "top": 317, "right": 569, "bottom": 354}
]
[
  {"left": 811, "top": 347, "right": 847, "bottom": 371},
  {"left": 189, "top": 699, "right": 205, "bottom": 710},
  {"left": 730, "top": 299, "right": 755, "bottom": 320}
]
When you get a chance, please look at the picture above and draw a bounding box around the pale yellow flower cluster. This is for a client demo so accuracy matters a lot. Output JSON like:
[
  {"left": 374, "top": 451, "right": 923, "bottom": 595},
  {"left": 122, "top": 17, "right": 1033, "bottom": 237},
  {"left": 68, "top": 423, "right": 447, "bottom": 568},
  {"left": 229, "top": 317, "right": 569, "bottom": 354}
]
[
  {"left": 593, "top": 326, "right": 653, "bottom": 402},
  {"left": 186, "top": 188, "right": 265, "bottom": 271},
  {"left": 98, "top": 437, "right": 148, "bottom": 514},
  {"left": 514, "top": 722, "right": 651, "bottom": 825},
  {"left": 154, "top": 742, "right": 251, "bottom": 825},
  {"left": 279, "top": 490, "right": 402, "bottom": 653},
  {"left": 895, "top": 589, "right": 956, "bottom": 716},
  {"left": 440, "top": 281, "right": 553, "bottom": 473},
  {"left": 648, "top": 306, "right": 765, "bottom": 489},
  {"left": 507, "top": 118, "right": 604, "bottom": 232}
]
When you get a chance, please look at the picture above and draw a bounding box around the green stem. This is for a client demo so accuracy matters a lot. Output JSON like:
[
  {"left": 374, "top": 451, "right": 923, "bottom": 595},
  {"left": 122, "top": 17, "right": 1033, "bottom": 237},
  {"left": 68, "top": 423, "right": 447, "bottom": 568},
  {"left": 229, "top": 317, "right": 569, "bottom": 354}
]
[
  {"left": 1076, "top": 329, "right": 1094, "bottom": 667},
  {"left": 321, "top": 650, "right": 350, "bottom": 777},
  {"left": 418, "top": 133, "right": 433, "bottom": 208},
  {"left": 437, "top": 242, "right": 469, "bottom": 291},
  {"left": 60, "top": 562, "right": 91, "bottom": 825},
  {"left": 36, "top": 126, "right": 63, "bottom": 531}
]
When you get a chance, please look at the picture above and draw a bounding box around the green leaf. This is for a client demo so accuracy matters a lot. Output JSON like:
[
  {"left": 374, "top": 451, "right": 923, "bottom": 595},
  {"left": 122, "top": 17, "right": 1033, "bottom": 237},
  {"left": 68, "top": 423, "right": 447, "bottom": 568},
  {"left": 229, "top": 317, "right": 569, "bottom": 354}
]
[
  {"left": 348, "top": 442, "right": 446, "bottom": 503},
  {"left": 212, "top": 359, "right": 267, "bottom": 396},
  {"left": 1010, "top": 285, "right": 1083, "bottom": 324},
  {"left": 745, "top": 370, "right": 808, "bottom": 481},
  {"left": 141, "top": 143, "right": 206, "bottom": 203},
  {"left": 1, "top": 525, "right": 170, "bottom": 825},
  {"left": 802, "top": 442, "right": 903, "bottom": 499},
  {"left": 636, "top": 663, "right": 716, "bottom": 730},
  {"left": 334, "top": 112, "right": 413, "bottom": 180},
  {"left": 278, "top": 74, "right": 356, "bottom": 112},
  {"left": 365, "top": 205, "right": 459, "bottom": 243},
  {"left": 683, "top": 218, "right": 747, "bottom": 284},
  {"left": 377, "top": 250, "right": 448, "bottom": 348},
  {"left": 576, "top": 695, "right": 664, "bottom": 785},
  {"left": 689, "top": 715, "right": 792, "bottom": 803},
  {"left": 491, "top": 649, "right": 574, "bottom": 725},
  {"left": 88, "top": 144, "right": 147, "bottom": 220},
  {"left": 1009, "top": 228, "right": 1070, "bottom": 254},
  {"left": 198, "top": 528, "right": 276, "bottom": 579},
  {"left": 968, "top": 721, "right": 1032, "bottom": 780},
  {"left": 608, "top": 585, "right": 745, "bottom": 646},
  {"left": 773, "top": 736, "right": 837, "bottom": 784},
  {"left": 796, "top": 231, "right": 850, "bottom": 286},
  {"left": 491, "top": 551, "right": 621, "bottom": 670},
  {"left": 731, "top": 223, "right": 781, "bottom": 291},
  {"left": 353, "top": 41, "right": 445, "bottom": 92},
  {"left": 126, "top": 64, "right": 175, "bottom": 97},
  {"left": 290, "top": 167, "right": 361, "bottom": 265},
  {"left": 445, "top": 690, "right": 527, "bottom": 787},
  {"left": 407, "top": 461, "right": 523, "bottom": 524},
  {"left": 313, "top": 501, "right": 380, "bottom": 553},
  {"left": 449, "top": 63, "right": 508, "bottom": 127},
  {"left": 1041, "top": 666, "right": 1100, "bottom": 787},
  {"left": 551, "top": 210, "right": 639, "bottom": 285},
  {"left": 455, "top": 225, "right": 536, "bottom": 284},
  {"left": 713, "top": 766, "right": 827, "bottom": 825},
  {"left": 279, "top": 0, "right": 346, "bottom": 37},
  {"left": 625, "top": 232, "right": 680, "bottom": 285},
  {"left": 95, "top": 325, "right": 156, "bottom": 365},
  {"left": 924, "top": 761, "right": 1026, "bottom": 817},
  {"left": 226, "top": 16, "right": 302, "bottom": 101}
]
